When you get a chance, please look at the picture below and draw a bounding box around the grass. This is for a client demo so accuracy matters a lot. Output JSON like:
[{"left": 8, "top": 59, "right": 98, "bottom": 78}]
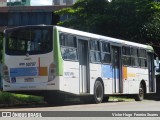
[
  {"left": 109, "top": 96, "right": 134, "bottom": 101},
  {"left": 0, "top": 91, "right": 44, "bottom": 106}
]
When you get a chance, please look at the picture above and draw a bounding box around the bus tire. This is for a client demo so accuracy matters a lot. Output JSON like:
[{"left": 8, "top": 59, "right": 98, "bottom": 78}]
[
  {"left": 134, "top": 83, "right": 144, "bottom": 101},
  {"left": 93, "top": 80, "right": 104, "bottom": 104}
]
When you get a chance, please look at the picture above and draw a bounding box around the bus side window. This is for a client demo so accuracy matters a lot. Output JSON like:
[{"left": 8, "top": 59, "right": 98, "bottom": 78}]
[
  {"left": 60, "top": 33, "right": 78, "bottom": 61},
  {"left": 138, "top": 49, "right": 147, "bottom": 68},
  {"left": 131, "top": 48, "right": 139, "bottom": 67},
  {"left": 90, "top": 40, "right": 101, "bottom": 63},
  {"left": 122, "top": 46, "right": 131, "bottom": 66},
  {"left": 61, "top": 47, "right": 77, "bottom": 60},
  {"left": 101, "top": 42, "right": 111, "bottom": 64}
]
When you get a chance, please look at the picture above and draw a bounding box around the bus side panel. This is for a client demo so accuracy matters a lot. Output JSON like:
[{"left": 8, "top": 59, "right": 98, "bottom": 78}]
[
  {"left": 125, "top": 67, "right": 139, "bottom": 94},
  {"left": 62, "top": 61, "right": 79, "bottom": 94},
  {"left": 123, "top": 80, "right": 129, "bottom": 94},
  {"left": 123, "top": 67, "right": 148, "bottom": 94},
  {"left": 90, "top": 64, "right": 101, "bottom": 95},
  {"left": 101, "top": 64, "right": 113, "bottom": 94},
  {"left": 137, "top": 68, "right": 149, "bottom": 93}
]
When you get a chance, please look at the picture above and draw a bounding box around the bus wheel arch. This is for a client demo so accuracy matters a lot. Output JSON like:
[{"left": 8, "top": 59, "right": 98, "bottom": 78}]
[
  {"left": 134, "top": 80, "right": 146, "bottom": 101},
  {"left": 93, "top": 78, "right": 104, "bottom": 104}
]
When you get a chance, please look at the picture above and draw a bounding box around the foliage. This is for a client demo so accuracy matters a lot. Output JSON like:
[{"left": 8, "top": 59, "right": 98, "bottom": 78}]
[
  {"left": 0, "top": 91, "right": 44, "bottom": 106},
  {"left": 141, "top": 2, "right": 160, "bottom": 44},
  {"left": 55, "top": 0, "right": 109, "bottom": 32},
  {"left": 13, "top": 93, "right": 44, "bottom": 103},
  {"left": 55, "top": 0, "right": 160, "bottom": 46},
  {"left": 0, "top": 91, "right": 15, "bottom": 105}
]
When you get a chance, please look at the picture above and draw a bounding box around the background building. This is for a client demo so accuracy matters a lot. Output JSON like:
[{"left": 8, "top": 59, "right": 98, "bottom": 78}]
[
  {"left": 0, "top": 5, "right": 69, "bottom": 32},
  {"left": 53, "top": 0, "right": 77, "bottom": 5},
  {"left": 7, "top": 0, "right": 30, "bottom": 6},
  {"left": 0, "top": 0, "right": 7, "bottom": 6}
]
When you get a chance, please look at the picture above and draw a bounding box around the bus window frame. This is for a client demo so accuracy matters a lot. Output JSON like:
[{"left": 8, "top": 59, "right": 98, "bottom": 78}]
[
  {"left": 138, "top": 48, "right": 147, "bottom": 68},
  {"left": 122, "top": 46, "right": 131, "bottom": 67},
  {"left": 89, "top": 39, "right": 101, "bottom": 64},
  {"left": 59, "top": 32, "right": 78, "bottom": 62},
  {"left": 100, "top": 41, "right": 112, "bottom": 65},
  {"left": 130, "top": 47, "right": 139, "bottom": 68},
  {"left": 5, "top": 26, "right": 53, "bottom": 56}
]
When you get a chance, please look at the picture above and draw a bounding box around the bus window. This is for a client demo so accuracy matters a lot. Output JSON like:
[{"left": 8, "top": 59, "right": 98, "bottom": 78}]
[
  {"left": 138, "top": 49, "right": 147, "bottom": 68},
  {"left": 8, "top": 38, "right": 25, "bottom": 51},
  {"left": 122, "top": 46, "right": 131, "bottom": 66},
  {"left": 6, "top": 27, "right": 52, "bottom": 55},
  {"left": 131, "top": 48, "right": 139, "bottom": 67},
  {"left": 61, "top": 47, "right": 77, "bottom": 60},
  {"left": 90, "top": 40, "right": 101, "bottom": 63},
  {"left": 60, "top": 33, "right": 78, "bottom": 61},
  {"left": 101, "top": 42, "right": 111, "bottom": 64},
  {"left": 60, "top": 33, "right": 77, "bottom": 47}
]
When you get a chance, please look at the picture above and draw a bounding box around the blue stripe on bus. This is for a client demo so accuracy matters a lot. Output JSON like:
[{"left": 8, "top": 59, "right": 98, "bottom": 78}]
[
  {"left": 102, "top": 65, "right": 113, "bottom": 79},
  {"left": 10, "top": 67, "right": 38, "bottom": 77}
]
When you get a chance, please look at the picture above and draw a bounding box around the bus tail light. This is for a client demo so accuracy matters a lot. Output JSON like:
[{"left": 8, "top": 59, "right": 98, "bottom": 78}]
[
  {"left": 48, "top": 63, "right": 56, "bottom": 82},
  {"left": 3, "top": 65, "right": 10, "bottom": 83}
]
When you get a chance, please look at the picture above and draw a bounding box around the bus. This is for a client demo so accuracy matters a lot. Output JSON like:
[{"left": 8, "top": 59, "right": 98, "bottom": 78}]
[{"left": 3, "top": 25, "right": 157, "bottom": 104}]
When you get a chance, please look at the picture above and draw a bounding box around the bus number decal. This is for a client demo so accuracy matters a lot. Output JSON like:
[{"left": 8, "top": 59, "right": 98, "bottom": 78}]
[
  {"left": 26, "top": 62, "right": 36, "bottom": 67},
  {"left": 64, "top": 72, "right": 74, "bottom": 77},
  {"left": 19, "top": 63, "right": 25, "bottom": 66}
]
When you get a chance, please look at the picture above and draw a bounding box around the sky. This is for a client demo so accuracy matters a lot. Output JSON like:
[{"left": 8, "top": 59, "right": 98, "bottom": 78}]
[
  {"left": 7, "top": 0, "right": 53, "bottom": 6},
  {"left": 31, "top": 0, "right": 52, "bottom": 6}
]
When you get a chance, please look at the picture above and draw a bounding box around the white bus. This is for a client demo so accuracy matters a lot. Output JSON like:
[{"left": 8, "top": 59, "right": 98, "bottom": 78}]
[{"left": 3, "top": 25, "right": 157, "bottom": 104}]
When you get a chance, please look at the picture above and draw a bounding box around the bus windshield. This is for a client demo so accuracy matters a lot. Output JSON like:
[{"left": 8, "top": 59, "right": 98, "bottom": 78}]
[{"left": 5, "top": 27, "right": 53, "bottom": 55}]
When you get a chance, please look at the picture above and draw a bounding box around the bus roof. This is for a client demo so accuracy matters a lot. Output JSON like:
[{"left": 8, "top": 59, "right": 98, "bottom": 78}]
[
  {"left": 4, "top": 25, "right": 154, "bottom": 52},
  {"left": 55, "top": 26, "right": 153, "bottom": 52}
]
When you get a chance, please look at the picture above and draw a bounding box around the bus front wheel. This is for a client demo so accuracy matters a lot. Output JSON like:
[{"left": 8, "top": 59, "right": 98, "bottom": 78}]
[
  {"left": 134, "top": 83, "right": 144, "bottom": 101},
  {"left": 93, "top": 81, "right": 104, "bottom": 104}
]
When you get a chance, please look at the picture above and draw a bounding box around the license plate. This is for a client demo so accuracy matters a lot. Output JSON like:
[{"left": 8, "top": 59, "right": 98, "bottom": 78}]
[{"left": 24, "top": 78, "right": 34, "bottom": 82}]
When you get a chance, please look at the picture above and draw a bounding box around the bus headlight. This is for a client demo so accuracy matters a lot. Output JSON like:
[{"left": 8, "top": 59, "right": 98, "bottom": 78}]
[
  {"left": 3, "top": 65, "right": 10, "bottom": 83},
  {"left": 48, "top": 63, "right": 56, "bottom": 82}
]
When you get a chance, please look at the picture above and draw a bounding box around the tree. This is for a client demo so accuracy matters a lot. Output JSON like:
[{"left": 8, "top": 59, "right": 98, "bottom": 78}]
[
  {"left": 55, "top": 0, "right": 109, "bottom": 32},
  {"left": 141, "top": 2, "right": 160, "bottom": 44},
  {"left": 55, "top": 0, "right": 160, "bottom": 44}
]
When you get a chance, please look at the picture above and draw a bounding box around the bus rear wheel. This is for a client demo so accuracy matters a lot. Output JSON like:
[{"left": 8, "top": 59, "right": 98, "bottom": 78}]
[
  {"left": 134, "top": 83, "right": 144, "bottom": 101},
  {"left": 93, "top": 81, "right": 104, "bottom": 104}
]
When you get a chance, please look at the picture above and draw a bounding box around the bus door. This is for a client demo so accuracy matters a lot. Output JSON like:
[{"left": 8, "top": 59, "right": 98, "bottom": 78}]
[
  {"left": 111, "top": 46, "right": 122, "bottom": 93},
  {"left": 148, "top": 52, "right": 155, "bottom": 92},
  {"left": 78, "top": 39, "right": 89, "bottom": 93}
]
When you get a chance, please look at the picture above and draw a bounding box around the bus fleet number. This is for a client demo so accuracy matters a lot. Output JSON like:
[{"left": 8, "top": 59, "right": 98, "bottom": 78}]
[{"left": 26, "top": 62, "right": 36, "bottom": 66}]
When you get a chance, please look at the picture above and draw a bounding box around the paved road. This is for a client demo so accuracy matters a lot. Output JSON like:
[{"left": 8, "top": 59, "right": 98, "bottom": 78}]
[
  {"left": 0, "top": 100, "right": 160, "bottom": 111},
  {"left": 0, "top": 100, "right": 160, "bottom": 120}
]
